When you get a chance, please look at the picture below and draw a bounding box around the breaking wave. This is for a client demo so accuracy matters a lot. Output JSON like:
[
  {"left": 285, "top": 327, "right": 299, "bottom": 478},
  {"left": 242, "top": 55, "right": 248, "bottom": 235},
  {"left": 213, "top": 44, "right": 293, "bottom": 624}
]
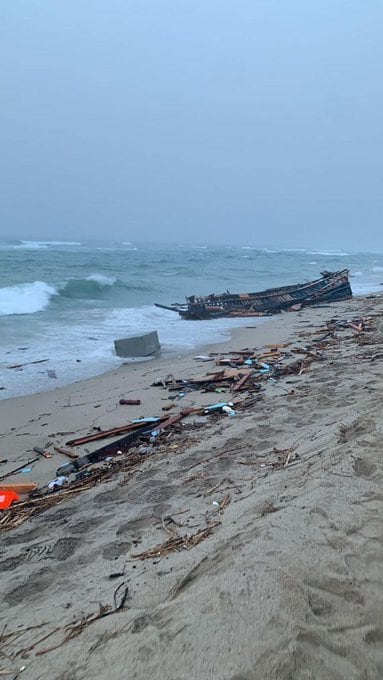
[
  {"left": 85, "top": 273, "right": 117, "bottom": 285},
  {"left": 58, "top": 274, "right": 153, "bottom": 299},
  {"left": 0, "top": 281, "right": 57, "bottom": 315},
  {"left": 0, "top": 274, "right": 155, "bottom": 313},
  {"left": 59, "top": 275, "right": 121, "bottom": 299}
]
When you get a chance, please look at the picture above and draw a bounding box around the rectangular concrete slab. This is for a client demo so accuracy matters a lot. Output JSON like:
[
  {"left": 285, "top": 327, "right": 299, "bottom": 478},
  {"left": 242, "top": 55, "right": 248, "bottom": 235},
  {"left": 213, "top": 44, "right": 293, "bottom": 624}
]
[{"left": 114, "top": 331, "right": 161, "bottom": 358}]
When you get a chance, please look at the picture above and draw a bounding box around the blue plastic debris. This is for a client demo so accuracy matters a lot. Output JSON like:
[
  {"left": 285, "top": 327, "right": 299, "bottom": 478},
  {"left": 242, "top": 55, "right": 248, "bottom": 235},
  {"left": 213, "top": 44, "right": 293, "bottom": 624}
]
[
  {"left": 204, "top": 401, "right": 235, "bottom": 414},
  {"left": 204, "top": 401, "right": 230, "bottom": 412}
]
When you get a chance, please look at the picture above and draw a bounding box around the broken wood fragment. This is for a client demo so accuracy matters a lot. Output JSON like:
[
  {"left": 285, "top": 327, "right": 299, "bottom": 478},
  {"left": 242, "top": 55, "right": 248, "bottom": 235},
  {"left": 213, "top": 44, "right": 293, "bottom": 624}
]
[
  {"left": 53, "top": 446, "right": 79, "bottom": 460},
  {"left": 66, "top": 417, "right": 167, "bottom": 447},
  {"left": 0, "top": 483, "right": 38, "bottom": 495},
  {"left": 132, "top": 522, "right": 220, "bottom": 560}
]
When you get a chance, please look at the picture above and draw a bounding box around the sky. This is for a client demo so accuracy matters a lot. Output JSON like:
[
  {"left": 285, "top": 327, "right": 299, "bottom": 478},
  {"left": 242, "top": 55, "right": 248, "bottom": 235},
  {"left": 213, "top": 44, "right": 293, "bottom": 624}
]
[{"left": 0, "top": 0, "right": 382, "bottom": 249}]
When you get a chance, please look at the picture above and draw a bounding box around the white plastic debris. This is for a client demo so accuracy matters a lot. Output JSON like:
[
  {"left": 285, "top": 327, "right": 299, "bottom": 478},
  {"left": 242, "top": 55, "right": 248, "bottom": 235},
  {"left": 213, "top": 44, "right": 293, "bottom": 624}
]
[
  {"left": 222, "top": 405, "right": 236, "bottom": 417},
  {"left": 48, "top": 476, "right": 68, "bottom": 490}
]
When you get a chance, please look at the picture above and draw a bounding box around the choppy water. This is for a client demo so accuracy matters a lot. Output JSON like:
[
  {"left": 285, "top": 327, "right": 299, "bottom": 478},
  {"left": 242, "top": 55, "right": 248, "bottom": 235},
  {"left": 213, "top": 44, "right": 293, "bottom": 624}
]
[{"left": 1, "top": 239, "right": 382, "bottom": 398}]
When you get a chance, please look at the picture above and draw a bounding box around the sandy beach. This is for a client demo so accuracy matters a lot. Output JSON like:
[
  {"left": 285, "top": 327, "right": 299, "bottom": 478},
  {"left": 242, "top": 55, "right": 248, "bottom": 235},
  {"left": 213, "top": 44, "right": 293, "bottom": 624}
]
[{"left": 1, "top": 294, "right": 383, "bottom": 679}]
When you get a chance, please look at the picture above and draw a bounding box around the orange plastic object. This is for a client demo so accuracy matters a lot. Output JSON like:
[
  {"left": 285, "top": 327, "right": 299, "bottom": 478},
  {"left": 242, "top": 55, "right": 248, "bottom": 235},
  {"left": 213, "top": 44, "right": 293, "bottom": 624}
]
[{"left": 0, "top": 490, "right": 20, "bottom": 510}]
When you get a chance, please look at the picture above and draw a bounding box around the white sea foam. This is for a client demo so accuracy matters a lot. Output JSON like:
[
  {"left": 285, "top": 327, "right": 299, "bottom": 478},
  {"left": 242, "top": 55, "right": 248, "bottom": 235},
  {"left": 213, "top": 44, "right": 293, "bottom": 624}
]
[
  {"left": 19, "top": 241, "right": 49, "bottom": 249},
  {"left": 121, "top": 242, "right": 138, "bottom": 250},
  {"left": 34, "top": 240, "right": 81, "bottom": 246},
  {"left": 105, "top": 305, "right": 262, "bottom": 351},
  {"left": 0, "top": 240, "right": 82, "bottom": 250},
  {"left": 0, "top": 304, "right": 266, "bottom": 398},
  {"left": 21, "top": 240, "right": 82, "bottom": 248},
  {"left": 308, "top": 250, "right": 349, "bottom": 256},
  {"left": 372, "top": 266, "right": 383, "bottom": 272},
  {"left": 352, "top": 282, "right": 383, "bottom": 295},
  {"left": 279, "top": 248, "right": 308, "bottom": 252},
  {"left": 0, "top": 242, "right": 48, "bottom": 250},
  {"left": 0, "top": 281, "right": 57, "bottom": 315}
]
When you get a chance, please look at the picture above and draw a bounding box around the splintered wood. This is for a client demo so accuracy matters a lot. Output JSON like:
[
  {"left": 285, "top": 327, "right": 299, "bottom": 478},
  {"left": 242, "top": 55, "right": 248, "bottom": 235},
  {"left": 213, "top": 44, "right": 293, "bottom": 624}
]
[
  {"left": 132, "top": 523, "right": 220, "bottom": 560},
  {"left": 235, "top": 447, "right": 297, "bottom": 471},
  {"left": 0, "top": 451, "right": 145, "bottom": 533},
  {"left": 271, "top": 447, "right": 297, "bottom": 468}
]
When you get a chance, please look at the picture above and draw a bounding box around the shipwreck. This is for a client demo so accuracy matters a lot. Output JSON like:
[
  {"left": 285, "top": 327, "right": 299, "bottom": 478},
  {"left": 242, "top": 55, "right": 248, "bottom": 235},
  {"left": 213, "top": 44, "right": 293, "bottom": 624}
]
[{"left": 155, "top": 269, "right": 352, "bottom": 320}]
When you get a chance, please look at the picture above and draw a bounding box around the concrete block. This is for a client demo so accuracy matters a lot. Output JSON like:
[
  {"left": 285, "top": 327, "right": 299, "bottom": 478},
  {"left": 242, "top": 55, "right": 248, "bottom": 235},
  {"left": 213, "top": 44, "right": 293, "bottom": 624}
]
[{"left": 114, "top": 331, "right": 161, "bottom": 358}]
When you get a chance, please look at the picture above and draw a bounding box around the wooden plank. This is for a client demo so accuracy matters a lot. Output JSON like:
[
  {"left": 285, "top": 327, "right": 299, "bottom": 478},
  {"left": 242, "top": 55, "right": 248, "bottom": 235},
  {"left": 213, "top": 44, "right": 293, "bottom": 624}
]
[
  {"left": 0, "top": 483, "right": 38, "bottom": 494},
  {"left": 233, "top": 372, "right": 252, "bottom": 392},
  {"left": 264, "top": 343, "right": 290, "bottom": 349},
  {"left": 53, "top": 446, "right": 79, "bottom": 460},
  {"left": 66, "top": 417, "right": 166, "bottom": 447}
]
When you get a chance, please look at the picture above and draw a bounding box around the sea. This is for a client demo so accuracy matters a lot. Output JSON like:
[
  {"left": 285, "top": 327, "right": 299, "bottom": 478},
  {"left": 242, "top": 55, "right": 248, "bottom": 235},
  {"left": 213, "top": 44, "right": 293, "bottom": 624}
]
[{"left": 1, "top": 239, "right": 382, "bottom": 400}]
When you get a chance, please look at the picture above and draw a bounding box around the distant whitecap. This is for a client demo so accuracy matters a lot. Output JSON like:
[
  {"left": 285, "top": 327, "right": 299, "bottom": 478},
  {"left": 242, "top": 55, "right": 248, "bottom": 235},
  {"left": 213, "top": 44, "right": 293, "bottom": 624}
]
[{"left": 308, "top": 250, "right": 349, "bottom": 256}]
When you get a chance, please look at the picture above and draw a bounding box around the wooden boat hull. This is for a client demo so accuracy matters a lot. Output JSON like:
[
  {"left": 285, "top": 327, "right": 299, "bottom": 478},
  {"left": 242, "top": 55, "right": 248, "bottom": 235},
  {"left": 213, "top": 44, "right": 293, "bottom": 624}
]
[{"left": 155, "top": 270, "right": 352, "bottom": 320}]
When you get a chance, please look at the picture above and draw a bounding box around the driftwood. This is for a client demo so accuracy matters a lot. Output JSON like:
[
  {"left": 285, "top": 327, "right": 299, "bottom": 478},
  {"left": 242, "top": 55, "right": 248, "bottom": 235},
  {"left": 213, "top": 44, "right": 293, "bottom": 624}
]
[
  {"left": 53, "top": 446, "right": 79, "bottom": 460},
  {"left": 0, "top": 483, "right": 38, "bottom": 494},
  {"left": 36, "top": 586, "right": 130, "bottom": 656},
  {"left": 7, "top": 358, "right": 49, "bottom": 369},
  {"left": 0, "top": 451, "right": 145, "bottom": 533},
  {"left": 233, "top": 372, "right": 252, "bottom": 392},
  {"left": 66, "top": 418, "right": 167, "bottom": 447},
  {"left": 132, "top": 523, "right": 220, "bottom": 560}
]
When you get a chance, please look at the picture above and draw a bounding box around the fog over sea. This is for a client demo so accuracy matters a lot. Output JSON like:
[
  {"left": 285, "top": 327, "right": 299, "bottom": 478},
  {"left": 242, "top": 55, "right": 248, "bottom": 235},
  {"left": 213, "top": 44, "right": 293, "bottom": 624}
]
[{"left": 1, "top": 239, "right": 382, "bottom": 399}]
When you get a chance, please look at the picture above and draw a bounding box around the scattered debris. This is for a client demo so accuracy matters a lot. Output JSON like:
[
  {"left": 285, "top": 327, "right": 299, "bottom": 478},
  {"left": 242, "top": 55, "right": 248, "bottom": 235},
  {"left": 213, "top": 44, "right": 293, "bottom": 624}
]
[
  {"left": 53, "top": 446, "right": 79, "bottom": 460},
  {"left": 0, "top": 490, "right": 20, "bottom": 510},
  {"left": 0, "top": 483, "right": 38, "bottom": 494},
  {"left": 34, "top": 586, "right": 130, "bottom": 656},
  {"left": 0, "top": 457, "right": 40, "bottom": 482},
  {"left": 7, "top": 359, "right": 49, "bottom": 369},
  {"left": 132, "top": 523, "right": 220, "bottom": 560},
  {"left": 119, "top": 399, "right": 141, "bottom": 405},
  {"left": 0, "top": 310, "right": 379, "bottom": 543},
  {"left": 33, "top": 447, "right": 53, "bottom": 459}
]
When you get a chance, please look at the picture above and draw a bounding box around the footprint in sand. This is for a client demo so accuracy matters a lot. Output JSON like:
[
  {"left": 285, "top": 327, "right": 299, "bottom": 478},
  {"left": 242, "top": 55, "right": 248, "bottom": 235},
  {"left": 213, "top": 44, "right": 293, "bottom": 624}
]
[
  {"left": 102, "top": 540, "right": 132, "bottom": 560},
  {"left": 4, "top": 566, "right": 55, "bottom": 605},
  {"left": 353, "top": 457, "right": 377, "bottom": 479}
]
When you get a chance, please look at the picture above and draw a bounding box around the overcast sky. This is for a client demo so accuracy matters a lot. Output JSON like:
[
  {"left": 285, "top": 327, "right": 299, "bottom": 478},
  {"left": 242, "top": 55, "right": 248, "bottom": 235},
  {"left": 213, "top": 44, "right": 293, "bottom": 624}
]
[{"left": 1, "top": 1, "right": 382, "bottom": 248}]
